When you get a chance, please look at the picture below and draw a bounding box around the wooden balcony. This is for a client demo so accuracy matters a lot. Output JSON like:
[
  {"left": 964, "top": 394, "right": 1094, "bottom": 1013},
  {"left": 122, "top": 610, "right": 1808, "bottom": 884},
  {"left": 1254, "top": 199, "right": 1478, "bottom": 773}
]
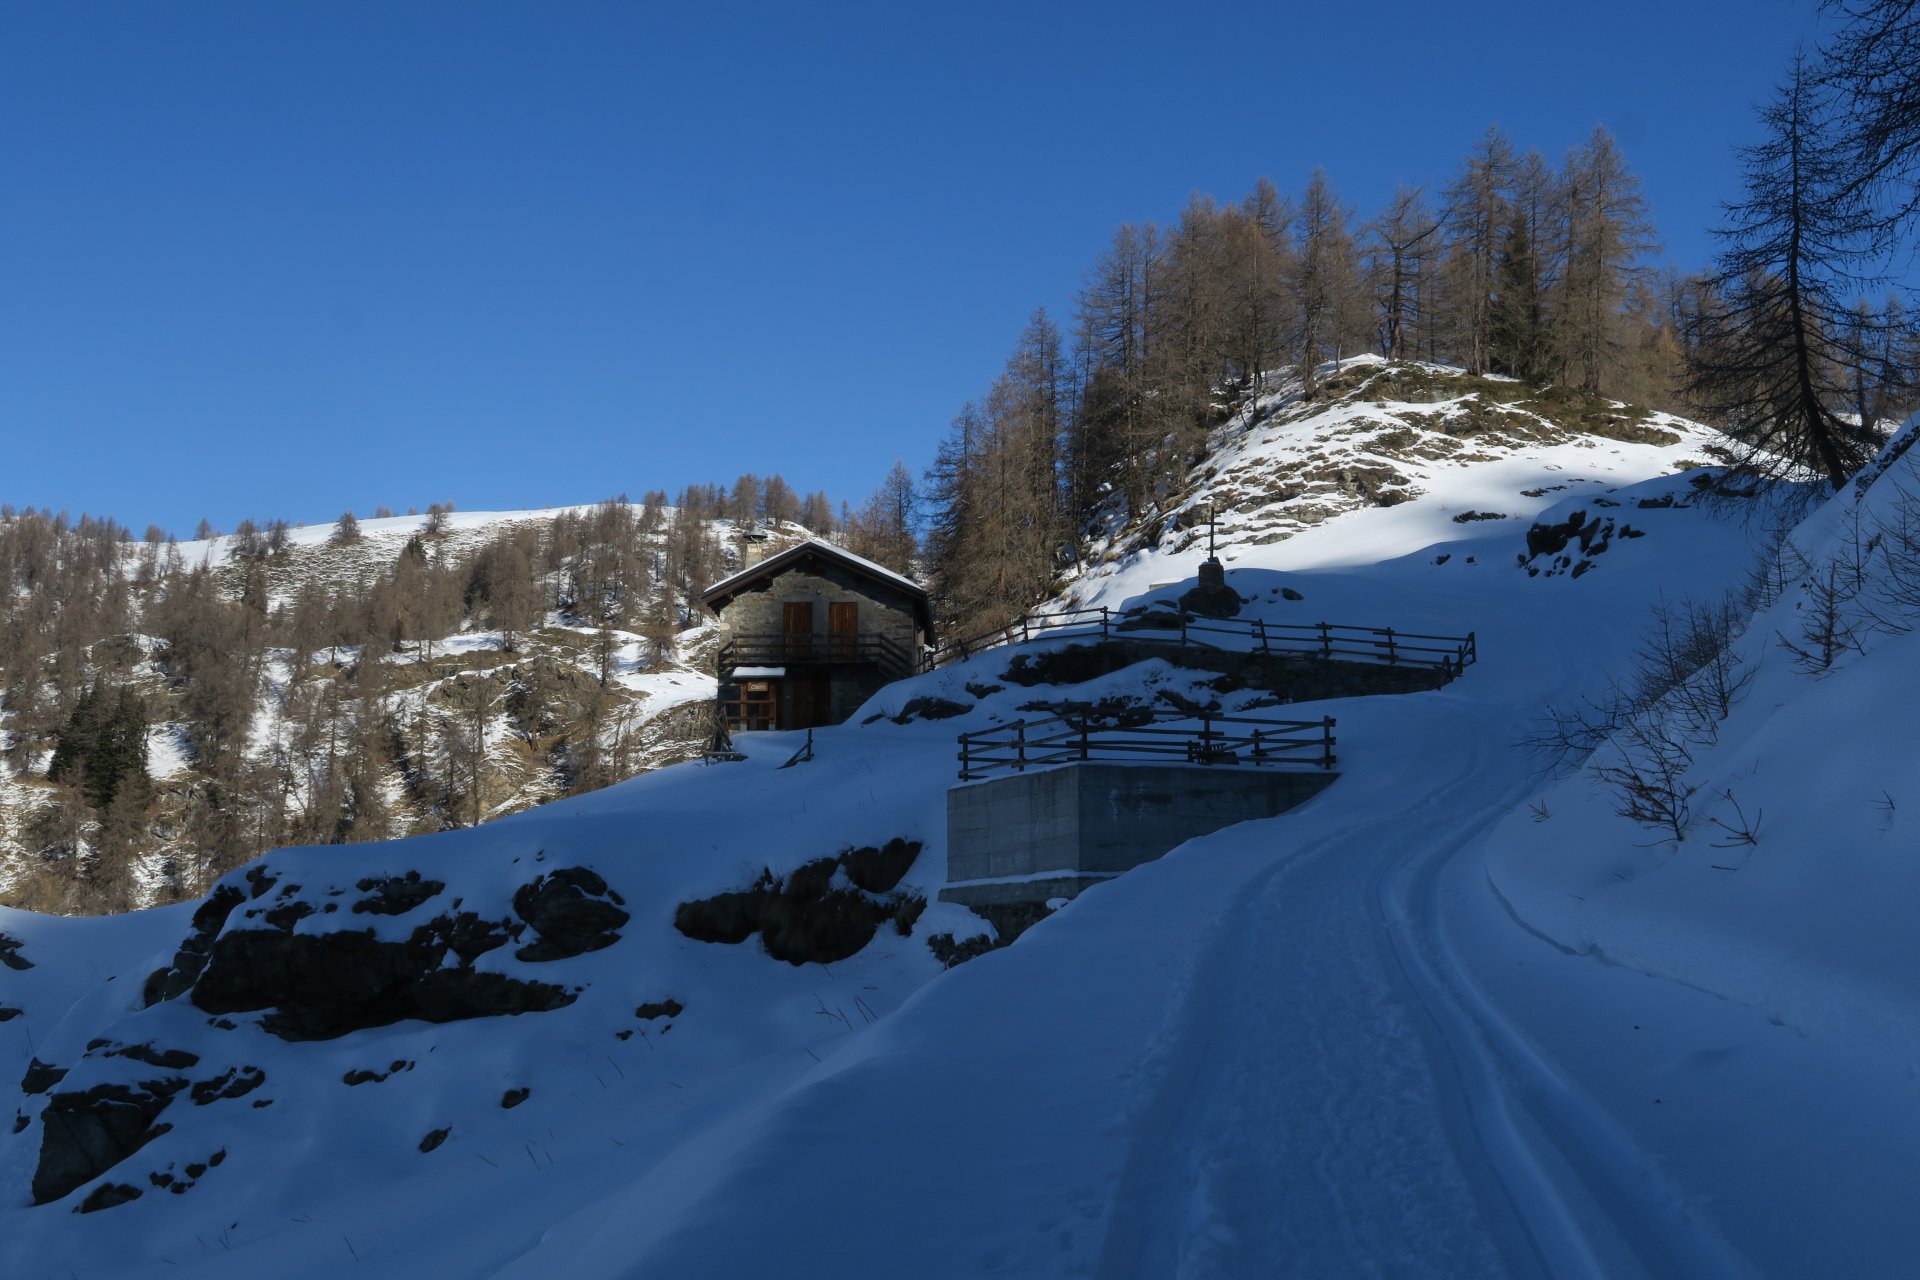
[{"left": 717, "top": 631, "right": 914, "bottom": 681}]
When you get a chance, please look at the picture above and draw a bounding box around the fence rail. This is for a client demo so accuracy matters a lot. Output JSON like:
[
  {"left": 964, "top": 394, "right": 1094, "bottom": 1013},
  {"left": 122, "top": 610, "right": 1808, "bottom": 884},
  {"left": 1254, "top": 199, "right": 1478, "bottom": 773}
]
[
  {"left": 957, "top": 709, "right": 1337, "bottom": 781},
  {"left": 923, "top": 606, "right": 1475, "bottom": 676}
]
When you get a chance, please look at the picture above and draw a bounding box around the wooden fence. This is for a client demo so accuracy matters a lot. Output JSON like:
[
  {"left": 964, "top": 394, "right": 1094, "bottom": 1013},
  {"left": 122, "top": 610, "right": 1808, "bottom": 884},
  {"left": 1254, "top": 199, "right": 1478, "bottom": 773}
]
[
  {"left": 924, "top": 606, "right": 1474, "bottom": 676},
  {"left": 957, "top": 709, "right": 1337, "bottom": 781}
]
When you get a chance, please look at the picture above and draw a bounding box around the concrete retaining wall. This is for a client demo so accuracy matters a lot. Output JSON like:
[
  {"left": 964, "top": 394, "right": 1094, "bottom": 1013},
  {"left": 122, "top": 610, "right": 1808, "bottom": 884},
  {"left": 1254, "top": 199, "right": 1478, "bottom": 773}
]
[{"left": 942, "top": 762, "right": 1337, "bottom": 902}]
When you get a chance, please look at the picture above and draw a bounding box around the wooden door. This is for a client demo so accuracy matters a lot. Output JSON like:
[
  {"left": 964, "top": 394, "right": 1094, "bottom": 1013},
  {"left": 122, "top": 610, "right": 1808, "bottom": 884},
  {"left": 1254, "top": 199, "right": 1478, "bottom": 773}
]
[
  {"left": 790, "top": 676, "right": 832, "bottom": 728},
  {"left": 828, "top": 601, "right": 859, "bottom": 657},
  {"left": 783, "top": 601, "right": 813, "bottom": 658}
]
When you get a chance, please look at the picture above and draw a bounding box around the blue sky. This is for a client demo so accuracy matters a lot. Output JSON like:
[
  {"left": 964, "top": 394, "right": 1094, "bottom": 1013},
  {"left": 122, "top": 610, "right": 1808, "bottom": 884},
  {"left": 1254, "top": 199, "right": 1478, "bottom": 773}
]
[{"left": 2, "top": 1, "right": 1828, "bottom": 537}]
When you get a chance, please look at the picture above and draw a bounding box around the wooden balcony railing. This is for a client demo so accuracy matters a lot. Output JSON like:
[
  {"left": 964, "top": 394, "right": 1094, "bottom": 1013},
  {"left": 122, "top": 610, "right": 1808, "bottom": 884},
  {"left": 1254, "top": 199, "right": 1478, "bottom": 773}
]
[{"left": 718, "top": 631, "right": 914, "bottom": 680}]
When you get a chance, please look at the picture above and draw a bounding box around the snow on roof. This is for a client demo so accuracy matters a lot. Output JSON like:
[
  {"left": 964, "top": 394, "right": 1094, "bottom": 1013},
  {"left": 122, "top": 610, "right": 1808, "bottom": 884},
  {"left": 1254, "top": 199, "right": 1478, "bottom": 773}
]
[{"left": 701, "top": 539, "right": 927, "bottom": 604}]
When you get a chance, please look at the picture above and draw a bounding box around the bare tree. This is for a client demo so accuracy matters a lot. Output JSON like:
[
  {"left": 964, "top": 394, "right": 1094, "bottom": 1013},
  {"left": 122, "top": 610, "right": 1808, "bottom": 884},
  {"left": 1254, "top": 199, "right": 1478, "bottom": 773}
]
[
  {"left": 1367, "top": 185, "right": 1442, "bottom": 361},
  {"left": 1819, "top": 0, "right": 1920, "bottom": 247}
]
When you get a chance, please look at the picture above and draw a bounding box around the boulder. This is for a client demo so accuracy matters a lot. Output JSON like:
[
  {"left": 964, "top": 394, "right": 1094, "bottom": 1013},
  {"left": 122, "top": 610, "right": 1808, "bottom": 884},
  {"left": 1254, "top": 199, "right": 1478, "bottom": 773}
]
[
  {"left": 511, "top": 868, "right": 628, "bottom": 962},
  {"left": 191, "top": 924, "right": 575, "bottom": 1042},
  {"left": 33, "top": 1078, "right": 185, "bottom": 1205}
]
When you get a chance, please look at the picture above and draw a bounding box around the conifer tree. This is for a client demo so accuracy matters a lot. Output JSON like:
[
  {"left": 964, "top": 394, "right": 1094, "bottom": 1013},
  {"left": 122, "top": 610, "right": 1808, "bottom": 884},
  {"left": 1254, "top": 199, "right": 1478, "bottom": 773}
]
[
  {"left": 1442, "top": 127, "right": 1518, "bottom": 374},
  {"left": 1686, "top": 55, "right": 1883, "bottom": 489}
]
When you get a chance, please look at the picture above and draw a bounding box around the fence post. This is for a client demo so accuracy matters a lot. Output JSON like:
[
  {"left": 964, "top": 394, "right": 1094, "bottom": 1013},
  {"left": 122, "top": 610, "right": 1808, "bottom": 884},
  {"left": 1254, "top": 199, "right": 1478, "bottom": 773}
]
[
  {"left": 1016, "top": 721, "right": 1027, "bottom": 772},
  {"left": 1385, "top": 627, "right": 1398, "bottom": 665},
  {"left": 1200, "top": 712, "right": 1213, "bottom": 761},
  {"left": 1079, "top": 717, "right": 1090, "bottom": 762},
  {"left": 1257, "top": 618, "right": 1269, "bottom": 654},
  {"left": 1321, "top": 717, "right": 1336, "bottom": 768},
  {"left": 1251, "top": 728, "right": 1265, "bottom": 761},
  {"left": 1319, "top": 621, "right": 1332, "bottom": 660}
]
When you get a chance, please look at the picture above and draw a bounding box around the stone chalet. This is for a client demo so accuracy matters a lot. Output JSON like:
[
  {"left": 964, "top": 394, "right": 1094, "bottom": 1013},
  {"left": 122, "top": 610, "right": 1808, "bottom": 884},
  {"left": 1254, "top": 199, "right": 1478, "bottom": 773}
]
[{"left": 701, "top": 540, "right": 933, "bottom": 732}]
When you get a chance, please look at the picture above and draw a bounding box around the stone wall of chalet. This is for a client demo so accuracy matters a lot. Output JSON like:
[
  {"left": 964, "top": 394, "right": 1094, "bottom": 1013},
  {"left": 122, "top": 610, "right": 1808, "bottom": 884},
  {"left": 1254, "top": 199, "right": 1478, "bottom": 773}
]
[{"left": 715, "top": 562, "right": 923, "bottom": 656}]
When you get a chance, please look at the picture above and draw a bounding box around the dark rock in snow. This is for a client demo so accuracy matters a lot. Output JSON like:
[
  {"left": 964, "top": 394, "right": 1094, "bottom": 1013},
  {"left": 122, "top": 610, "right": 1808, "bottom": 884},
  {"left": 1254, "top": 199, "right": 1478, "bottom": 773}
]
[
  {"left": 75, "top": 1183, "right": 142, "bottom": 1214},
  {"left": 417, "top": 911, "right": 520, "bottom": 966},
  {"left": 500, "top": 1087, "right": 530, "bottom": 1109},
  {"left": 841, "top": 838, "right": 921, "bottom": 894},
  {"left": 675, "top": 842, "right": 925, "bottom": 965},
  {"left": 511, "top": 868, "right": 629, "bottom": 962},
  {"left": 33, "top": 1078, "right": 186, "bottom": 1204},
  {"left": 191, "top": 925, "right": 576, "bottom": 1041},
  {"left": 263, "top": 900, "right": 315, "bottom": 932},
  {"left": 0, "top": 932, "right": 31, "bottom": 970},
  {"left": 106, "top": 1043, "right": 200, "bottom": 1071},
  {"left": 352, "top": 871, "right": 446, "bottom": 916},
  {"left": 190, "top": 1066, "right": 266, "bottom": 1105},
  {"left": 890, "top": 696, "right": 971, "bottom": 724},
  {"left": 635, "top": 999, "right": 684, "bottom": 1021},
  {"left": 1524, "top": 510, "right": 1589, "bottom": 559},
  {"left": 342, "top": 1061, "right": 409, "bottom": 1087},
  {"left": 0, "top": 1006, "right": 21, "bottom": 1022},
  {"left": 419, "top": 1127, "right": 451, "bottom": 1153},
  {"left": 22, "top": 1059, "right": 67, "bottom": 1095},
  {"left": 144, "top": 884, "right": 246, "bottom": 1007}
]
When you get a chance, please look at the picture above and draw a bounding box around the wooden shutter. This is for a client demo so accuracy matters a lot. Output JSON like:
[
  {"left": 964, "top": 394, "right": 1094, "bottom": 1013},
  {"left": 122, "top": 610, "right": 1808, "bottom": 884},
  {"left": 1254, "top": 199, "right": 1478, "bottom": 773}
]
[
  {"left": 783, "top": 601, "right": 813, "bottom": 657},
  {"left": 829, "top": 602, "right": 858, "bottom": 657}
]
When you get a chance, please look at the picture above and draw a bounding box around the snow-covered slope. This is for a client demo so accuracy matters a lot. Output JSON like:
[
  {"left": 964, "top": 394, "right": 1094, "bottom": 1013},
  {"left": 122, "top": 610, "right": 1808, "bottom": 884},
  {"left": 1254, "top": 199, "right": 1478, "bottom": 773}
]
[
  {"left": 6, "top": 364, "right": 1916, "bottom": 1278},
  {"left": 0, "top": 503, "right": 725, "bottom": 915}
]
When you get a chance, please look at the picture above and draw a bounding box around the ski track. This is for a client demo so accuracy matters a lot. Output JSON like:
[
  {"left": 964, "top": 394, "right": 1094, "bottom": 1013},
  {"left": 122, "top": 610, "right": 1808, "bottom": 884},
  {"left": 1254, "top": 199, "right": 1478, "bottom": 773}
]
[
  {"left": 1093, "top": 707, "right": 1753, "bottom": 1279},
  {"left": 1095, "top": 719, "right": 1523, "bottom": 1278}
]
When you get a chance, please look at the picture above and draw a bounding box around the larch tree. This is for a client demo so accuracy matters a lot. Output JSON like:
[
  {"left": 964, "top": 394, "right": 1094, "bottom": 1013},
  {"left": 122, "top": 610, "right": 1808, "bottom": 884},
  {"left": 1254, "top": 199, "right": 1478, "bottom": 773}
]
[
  {"left": 1442, "top": 126, "right": 1518, "bottom": 375},
  {"left": 1290, "top": 168, "right": 1363, "bottom": 396},
  {"left": 1686, "top": 55, "right": 1882, "bottom": 489},
  {"left": 1073, "top": 222, "right": 1159, "bottom": 515},
  {"left": 1367, "top": 185, "right": 1442, "bottom": 361},
  {"left": 1556, "top": 127, "right": 1658, "bottom": 393},
  {"left": 1233, "top": 177, "right": 1292, "bottom": 390},
  {"left": 1820, "top": 0, "right": 1920, "bottom": 246}
]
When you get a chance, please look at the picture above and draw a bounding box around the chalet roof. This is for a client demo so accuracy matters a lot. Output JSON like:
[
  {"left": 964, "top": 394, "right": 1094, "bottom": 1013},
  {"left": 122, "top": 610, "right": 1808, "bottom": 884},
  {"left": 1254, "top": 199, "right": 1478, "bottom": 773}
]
[{"left": 701, "top": 540, "right": 933, "bottom": 633}]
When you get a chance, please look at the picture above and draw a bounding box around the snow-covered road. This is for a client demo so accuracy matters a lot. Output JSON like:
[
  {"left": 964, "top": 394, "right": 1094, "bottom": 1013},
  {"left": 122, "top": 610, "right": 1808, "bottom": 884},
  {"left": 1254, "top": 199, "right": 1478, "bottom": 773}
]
[
  {"left": 1095, "top": 721, "right": 1530, "bottom": 1279},
  {"left": 507, "top": 695, "right": 1686, "bottom": 1278}
]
